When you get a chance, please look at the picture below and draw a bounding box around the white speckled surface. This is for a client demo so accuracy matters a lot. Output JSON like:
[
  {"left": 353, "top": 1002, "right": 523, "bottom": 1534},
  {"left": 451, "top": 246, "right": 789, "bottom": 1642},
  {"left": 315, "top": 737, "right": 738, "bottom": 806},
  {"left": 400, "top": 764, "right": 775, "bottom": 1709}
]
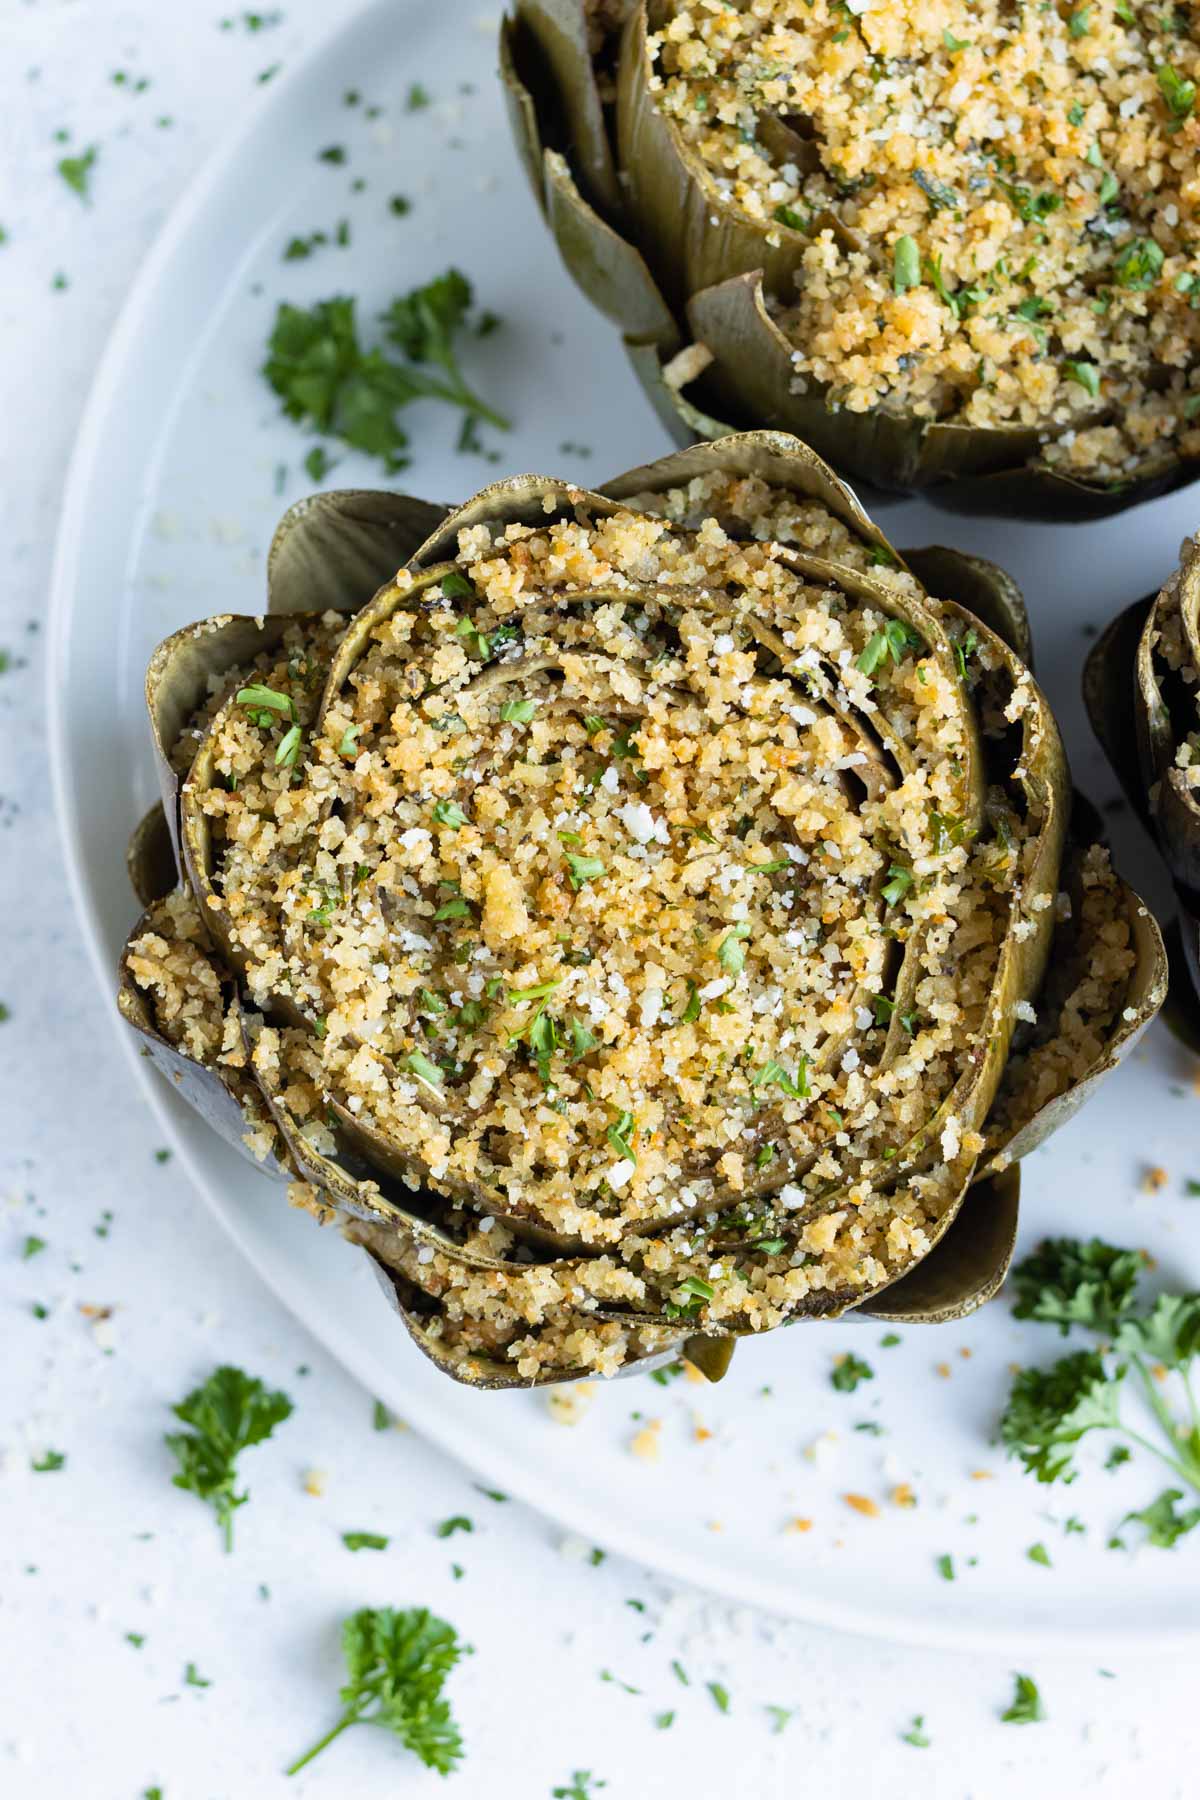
[{"left": 3, "top": 3, "right": 1200, "bottom": 1796}]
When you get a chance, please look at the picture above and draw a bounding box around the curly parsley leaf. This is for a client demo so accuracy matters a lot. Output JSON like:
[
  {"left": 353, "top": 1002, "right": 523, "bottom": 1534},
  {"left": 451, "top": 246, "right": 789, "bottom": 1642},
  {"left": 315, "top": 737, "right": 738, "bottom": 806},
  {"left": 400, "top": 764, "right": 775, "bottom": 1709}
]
[
  {"left": 1000, "top": 1351, "right": 1122, "bottom": 1484},
  {"left": 1010, "top": 1237, "right": 1144, "bottom": 1336},
  {"left": 285, "top": 1606, "right": 467, "bottom": 1776},
  {"left": 1115, "top": 1293, "right": 1200, "bottom": 1371},
  {"left": 164, "top": 1365, "right": 293, "bottom": 1551}
]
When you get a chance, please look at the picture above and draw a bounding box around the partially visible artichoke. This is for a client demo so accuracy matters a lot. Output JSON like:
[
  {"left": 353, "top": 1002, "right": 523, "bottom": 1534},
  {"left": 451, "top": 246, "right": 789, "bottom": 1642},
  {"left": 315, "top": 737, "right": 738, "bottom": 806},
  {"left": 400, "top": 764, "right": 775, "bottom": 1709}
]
[
  {"left": 501, "top": 1, "right": 1200, "bottom": 517},
  {"left": 1086, "top": 535, "right": 1200, "bottom": 1047},
  {"left": 119, "top": 433, "right": 1166, "bottom": 1389}
]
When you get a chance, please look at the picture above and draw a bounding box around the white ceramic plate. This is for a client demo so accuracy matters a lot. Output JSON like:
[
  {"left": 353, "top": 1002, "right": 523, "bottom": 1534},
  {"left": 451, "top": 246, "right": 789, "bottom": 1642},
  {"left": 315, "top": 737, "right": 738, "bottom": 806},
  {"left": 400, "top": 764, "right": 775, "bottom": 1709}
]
[{"left": 49, "top": 0, "right": 1200, "bottom": 1654}]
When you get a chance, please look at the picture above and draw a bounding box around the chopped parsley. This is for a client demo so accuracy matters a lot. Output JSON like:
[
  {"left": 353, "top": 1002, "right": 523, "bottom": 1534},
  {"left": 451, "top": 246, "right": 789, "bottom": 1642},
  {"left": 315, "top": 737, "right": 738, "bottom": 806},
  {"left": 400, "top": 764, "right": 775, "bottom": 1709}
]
[
  {"left": 57, "top": 145, "right": 98, "bottom": 201},
  {"left": 1000, "top": 1673, "right": 1045, "bottom": 1725},
  {"left": 31, "top": 1450, "right": 66, "bottom": 1473},
  {"left": 436, "top": 1515, "right": 474, "bottom": 1538},
  {"left": 342, "top": 1531, "right": 390, "bottom": 1552},
  {"left": 717, "top": 922, "right": 751, "bottom": 974},
  {"left": 831, "top": 1353, "right": 874, "bottom": 1393},
  {"left": 1157, "top": 62, "right": 1197, "bottom": 128},
  {"left": 901, "top": 1715, "right": 931, "bottom": 1748}
]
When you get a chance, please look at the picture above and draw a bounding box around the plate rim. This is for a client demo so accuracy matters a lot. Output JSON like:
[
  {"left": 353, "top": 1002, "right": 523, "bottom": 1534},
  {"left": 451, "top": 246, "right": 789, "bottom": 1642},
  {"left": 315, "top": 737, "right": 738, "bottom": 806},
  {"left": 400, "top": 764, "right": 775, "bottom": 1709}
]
[{"left": 44, "top": 0, "right": 1193, "bottom": 1658}]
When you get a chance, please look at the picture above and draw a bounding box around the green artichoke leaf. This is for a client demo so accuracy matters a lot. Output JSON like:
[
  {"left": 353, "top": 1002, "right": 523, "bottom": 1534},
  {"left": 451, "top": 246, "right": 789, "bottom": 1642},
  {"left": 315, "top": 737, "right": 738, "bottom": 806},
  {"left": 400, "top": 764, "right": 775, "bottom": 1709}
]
[
  {"left": 615, "top": 5, "right": 813, "bottom": 316},
  {"left": 499, "top": 15, "right": 548, "bottom": 210},
  {"left": 512, "top": 0, "right": 621, "bottom": 214},
  {"left": 860, "top": 1167, "right": 1020, "bottom": 1325},
  {"left": 118, "top": 903, "right": 292, "bottom": 1180},
  {"left": 126, "top": 801, "right": 178, "bottom": 911},
  {"left": 146, "top": 614, "right": 308, "bottom": 875},
  {"left": 355, "top": 1218, "right": 684, "bottom": 1389},
  {"left": 687, "top": 271, "right": 1049, "bottom": 492},
  {"left": 1082, "top": 598, "right": 1158, "bottom": 833},
  {"left": 597, "top": 429, "right": 896, "bottom": 561},
  {"left": 980, "top": 816, "right": 1168, "bottom": 1173},
  {"left": 267, "top": 489, "right": 449, "bottom": 619},
  {"left": 622, "top": 335, "right": 737, "bottom": 447},
  {"left": 542, "top": 149, "right": 680, "bottom": 351},
  {"left": 902, "top": 548, "right": 1033, "bottom": 671}
]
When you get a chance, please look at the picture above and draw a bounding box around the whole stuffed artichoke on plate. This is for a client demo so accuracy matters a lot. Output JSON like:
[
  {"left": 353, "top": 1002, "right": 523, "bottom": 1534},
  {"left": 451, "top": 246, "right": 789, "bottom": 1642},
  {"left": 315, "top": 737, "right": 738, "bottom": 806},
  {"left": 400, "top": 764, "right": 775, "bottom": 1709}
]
[
  {"left": 118, "top": 433, "right": 1165, "bottom": 1388},
  {"left": 501, "top": 0, "right": 1200, "bottom": 516}
]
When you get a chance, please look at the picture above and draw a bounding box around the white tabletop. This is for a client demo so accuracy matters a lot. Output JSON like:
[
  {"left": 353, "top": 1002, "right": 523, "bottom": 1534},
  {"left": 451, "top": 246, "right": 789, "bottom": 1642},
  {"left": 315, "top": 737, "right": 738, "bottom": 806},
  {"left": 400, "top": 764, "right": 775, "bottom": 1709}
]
[{"left": 2, "top": 4, "right": 1198, "bottom": 1796}]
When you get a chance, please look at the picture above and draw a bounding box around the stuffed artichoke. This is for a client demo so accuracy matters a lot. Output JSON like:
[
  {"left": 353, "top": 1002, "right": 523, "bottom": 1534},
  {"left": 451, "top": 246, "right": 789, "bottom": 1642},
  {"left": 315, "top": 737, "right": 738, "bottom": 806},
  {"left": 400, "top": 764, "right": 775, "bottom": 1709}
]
[
  {"left": 1086, "top": 533, "right": 1200, "bottom": 1045},
  {"left": 502, "top": 0, "right": 1200, "bottom": 516},
  {"left": 118, "top": 433, "right": 1165, "bottom": 1388}
]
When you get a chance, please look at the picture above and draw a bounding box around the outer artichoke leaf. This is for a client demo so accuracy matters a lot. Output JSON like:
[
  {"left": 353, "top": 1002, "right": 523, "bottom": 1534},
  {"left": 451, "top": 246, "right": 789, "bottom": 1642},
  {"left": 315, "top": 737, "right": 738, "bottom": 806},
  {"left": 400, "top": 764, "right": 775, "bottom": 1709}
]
[
  {"left": 1133, "top": 593, "right": 1181, "bottom": 785},
  {"left": 616, "top": 6, "right": 811, "bottom": 315},
  {"left": 542, "top": 149, "right": 680, "bottom": 350},
  {"left": 980, "top": 804, "right": 1168, "bottom": 1171},
  {"left": 1082, "top": 599, "right": 1157, "bottom": 830},
  {"left": 117, "top": 909, "right": 290, "bottom": 1179},
  {"left": 266, "top": 489, "right": 449, "bottom": 619},
  {"left": 127, "top": 802, "right": 177, "bottom": 909},
  {"left": 513, "top": 0, "right": 622, "bottom": 214},
  {"left": 499, "top": 16, "right": 548, "bottom": 210},
  {"left": 859, "top": 1166, "right": 1020, "bottom": 1324},
  {"left": 364, "top": 1250, "right": 588, "bottom": 1388},
  {"left": 1155, "top": 768, "right": 1200, "bottom": 898},
  {"left": 146, "top": 613, "right": 304, "bottom": 870},
  {"left": 939, "top": 443, "right": 1186, "bottom": 523},
  {"left": 903, "top": 547, "right": 1032, "bottom": 670},
  {"left": 598, "top": 428, "right": 896, "bottom": 561},
  {"left": 356, "top": 1224, "right": 680, "bottom": 1389},
  {"left": 1163, "top": 915, "right": 1200, "bottom": 1056},
  {"left": 622, "top": 336, "right": 737, "bottom": 447},
  {"left": 686, "top": 273, "right": 934, "bottom": 490}
]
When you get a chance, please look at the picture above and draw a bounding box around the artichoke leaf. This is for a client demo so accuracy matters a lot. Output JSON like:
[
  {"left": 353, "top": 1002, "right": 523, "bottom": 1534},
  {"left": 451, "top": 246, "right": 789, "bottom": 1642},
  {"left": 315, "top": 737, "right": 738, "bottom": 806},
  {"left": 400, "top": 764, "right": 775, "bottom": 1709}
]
[
  {"left": 512, "top": 0, "right": 621, "bottom": 214},
  {"left": 622, "top": 335, "right": 737, "bottom": 448},
  {"left": 598, "top": 429, "right": 894, "bottom": 560},
  {"left": 1082, "top": 599, "right": 1158, "bottom": 831},
  {"left": 903, "top": 548, "right": 1032, "bottom": 671},
  {"left": 860, "top": 1166, "right": 1020, "bottom": 1324},
  {"left": 688, "top": 273, "right": 1053, "bottom": 493},
  {"left": 980, "top": 833, "right": 1167, "bottom": 1172},
  {"left": 499, "top": 15, "right": 549, "bottom": 209},
  {"left": 146, "top": 613, "right": 313, "bottom": 873},
  {"left": 616, "top": 5, "right": 813, "bottom": 315},
  {"left": 542, "top": 149, "right": 680, "bottom": 350},
  {"left": 117, "top": 906, "right": 291, "bottom": 1179},
  {"left": 267, "top": 489, "right": 448, "bottom": 619},
  {"left": 357, "top": 1221, "right": 682, "bottom": 1388},
  {"left": 127, "top": 802, "right": 178, "bottom": 910}
]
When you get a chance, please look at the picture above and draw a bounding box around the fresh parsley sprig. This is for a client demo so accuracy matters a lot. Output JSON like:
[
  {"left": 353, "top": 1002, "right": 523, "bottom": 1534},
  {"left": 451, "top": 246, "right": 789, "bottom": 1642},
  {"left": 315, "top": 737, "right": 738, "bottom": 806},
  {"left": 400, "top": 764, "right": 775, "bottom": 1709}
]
[
  {"left": 1001, "top": 1239, "right": 1200, "bottom": 1543},
  {"left": 263, "top": 272, "right": 507, "bottom": 476},
  {"left": 165, "top": 1365, "right": 293, "bottom": 1552},
  {"left": 285, "top": 1606, "right": 467, "bottom": 1776}
]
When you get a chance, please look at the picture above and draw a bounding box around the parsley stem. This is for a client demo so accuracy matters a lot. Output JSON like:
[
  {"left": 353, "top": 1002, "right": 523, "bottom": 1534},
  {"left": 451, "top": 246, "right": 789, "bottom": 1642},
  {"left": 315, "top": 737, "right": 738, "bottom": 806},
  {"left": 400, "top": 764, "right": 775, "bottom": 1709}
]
[
  {"left": 1129, "top": 1358, "right": 1200, "bottom": 1493},
  {"left": 285, "top": 1710, "right": 358, "bottom": 1776}
]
